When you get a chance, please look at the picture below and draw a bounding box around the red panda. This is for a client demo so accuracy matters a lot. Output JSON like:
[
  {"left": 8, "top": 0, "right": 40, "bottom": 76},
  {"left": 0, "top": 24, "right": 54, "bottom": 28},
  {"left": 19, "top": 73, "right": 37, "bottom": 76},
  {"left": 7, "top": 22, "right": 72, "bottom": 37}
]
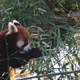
[
  {"left": 0, "top": 20, "right": 42, "bottom": 78},
  {"left": 7, "top": 20, "right": 31, "bottom": 52},
  {"left": 0, "top": 20, "right": 31, "bottom": 69}
]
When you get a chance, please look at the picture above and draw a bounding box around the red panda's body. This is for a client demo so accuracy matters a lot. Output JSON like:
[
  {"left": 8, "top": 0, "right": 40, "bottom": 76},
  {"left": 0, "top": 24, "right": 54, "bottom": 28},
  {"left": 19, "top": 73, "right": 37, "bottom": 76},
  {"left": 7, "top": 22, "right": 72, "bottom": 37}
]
[
  {"left": 0, "top": 29, "right": 8, "bottom": 54},
  {"left": 0, "top": 20, "right": 31, "bottom": 71},
  {"left": 0, "top": 20, "right": 42, "bottom": 79}
]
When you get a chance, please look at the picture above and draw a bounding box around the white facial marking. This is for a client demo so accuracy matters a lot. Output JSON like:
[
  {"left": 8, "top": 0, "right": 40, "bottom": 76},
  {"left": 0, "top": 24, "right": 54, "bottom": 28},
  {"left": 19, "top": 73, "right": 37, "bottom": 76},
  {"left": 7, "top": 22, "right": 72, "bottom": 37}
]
[
  {"left": 23, "top": 43, "right": 31, "bottom": 52},
  {"left": 13, "top": 20, "right": 20, "bottom": 24},
  {"left": 17, "top": 40, "right": 25, "bottom": 48}
]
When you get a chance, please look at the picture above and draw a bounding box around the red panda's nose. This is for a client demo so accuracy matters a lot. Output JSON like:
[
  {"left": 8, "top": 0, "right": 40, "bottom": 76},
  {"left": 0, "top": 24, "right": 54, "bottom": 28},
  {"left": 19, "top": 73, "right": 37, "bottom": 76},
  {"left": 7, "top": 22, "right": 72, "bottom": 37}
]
[
  {"left": 23, "top": 43, "right": 31, "bottom": 52},
  {"left": 18, "top": 41, "right": 31, "bottom": 53}
]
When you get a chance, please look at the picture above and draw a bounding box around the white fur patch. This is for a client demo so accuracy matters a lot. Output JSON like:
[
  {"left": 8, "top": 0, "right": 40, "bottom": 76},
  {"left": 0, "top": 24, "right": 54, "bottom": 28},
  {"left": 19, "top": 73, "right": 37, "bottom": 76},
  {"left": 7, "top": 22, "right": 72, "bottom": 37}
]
[
  {"left": 8, "top": 22, "right": 18, "bottom": 32},
  {"left": 23, "top": 43, "right": 31, "bottom": 52},
  {"left": 17, "top": 40, "right": 25, "bottom": 48},
  {"left": 13, "top": 20, "right": 20, "bottom": 24},
  {"left": 6, "top": 22, "right": 18, "bottom": 35}
]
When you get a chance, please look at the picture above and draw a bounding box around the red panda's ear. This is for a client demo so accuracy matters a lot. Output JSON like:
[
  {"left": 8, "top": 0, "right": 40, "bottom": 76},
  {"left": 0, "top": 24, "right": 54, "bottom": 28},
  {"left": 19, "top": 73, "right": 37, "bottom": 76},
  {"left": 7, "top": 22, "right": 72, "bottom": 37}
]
[
  {"left": 6, "top": 22, "right": 18, "bottom": 35},
  {"left": 13, "top": 20, "right": 20, "bottom": 26}
]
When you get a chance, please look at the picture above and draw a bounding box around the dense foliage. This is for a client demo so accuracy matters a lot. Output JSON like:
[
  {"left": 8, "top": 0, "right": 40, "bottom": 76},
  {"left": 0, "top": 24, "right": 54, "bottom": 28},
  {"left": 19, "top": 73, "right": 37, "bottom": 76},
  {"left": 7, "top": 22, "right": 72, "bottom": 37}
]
[{"left": 1, "top": 0, "right": 80, "bottom": 80}]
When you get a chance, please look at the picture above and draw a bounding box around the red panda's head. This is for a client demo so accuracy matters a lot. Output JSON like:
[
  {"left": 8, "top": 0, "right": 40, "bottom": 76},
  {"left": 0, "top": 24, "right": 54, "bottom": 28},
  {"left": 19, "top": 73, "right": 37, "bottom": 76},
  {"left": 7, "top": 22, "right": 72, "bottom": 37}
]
[{"left": 6, "top": 20, "right": 31, "bottom": 53}]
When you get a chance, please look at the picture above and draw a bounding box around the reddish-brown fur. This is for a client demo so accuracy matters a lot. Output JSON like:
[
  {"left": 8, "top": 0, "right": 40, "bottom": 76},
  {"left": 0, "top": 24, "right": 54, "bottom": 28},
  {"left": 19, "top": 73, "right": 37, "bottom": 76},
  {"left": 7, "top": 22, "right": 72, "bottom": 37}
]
[
  {"left": 15, "top": 24, "right": 30, "bottom": 49},
  {"left": 0, "top": 29, "right": 8, "bottom": 69}
]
